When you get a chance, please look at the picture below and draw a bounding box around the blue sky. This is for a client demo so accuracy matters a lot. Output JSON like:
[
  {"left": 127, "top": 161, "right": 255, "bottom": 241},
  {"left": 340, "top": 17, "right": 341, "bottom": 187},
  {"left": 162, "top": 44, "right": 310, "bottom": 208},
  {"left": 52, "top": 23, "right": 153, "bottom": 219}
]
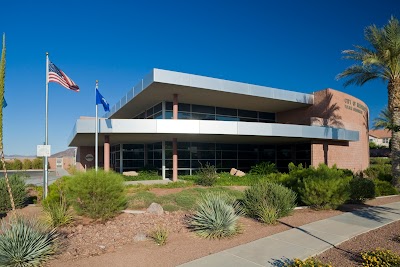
[{"left": 1, "top": 0, "right": 399, "bottom": 155}]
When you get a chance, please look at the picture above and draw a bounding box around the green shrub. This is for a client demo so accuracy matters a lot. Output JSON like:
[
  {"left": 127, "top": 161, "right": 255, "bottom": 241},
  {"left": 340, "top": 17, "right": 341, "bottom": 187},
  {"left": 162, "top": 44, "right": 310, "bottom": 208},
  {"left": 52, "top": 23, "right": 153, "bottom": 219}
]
[
  {"left": 43, "top": 177, "right": 73, "bottom": 227},
  {"left": 0, "top": 174, "right": 27, "bottom": 213},
  {"left": 22, "top": 159, "right": 32, "bottom": 170},
  {"left": 243, "top": 181, "right": 297, "bottom": 223},
  {"left": 349, "top": 177, "right": 376, "bottom": 203},
  {"left": 187, "top": 192, "right": 243, "bottom": 239},
  {"left": 67, "top": 169, "right": 127, "bottom": 220},
  {"left": 0, "top": 217, "right": 58, "bottom": 266},
  {"left": 195, "top": 163, "right": 218, "bottom": 186},
  {"left": 298, "top": 164, "right": 351, "bottom": 209},
  {"left": 11, "top": 159, "right": 23, "bottom": 170},
  {"left": 285, "top": 258, "right": 332, "bottom": 267},
  {"left": 148, "top": 227, "right": 168, "bottom": 245},
  {"left": 32, "top": 158, "right": 43, "bottom": 169},
  {"left": 265, "top": 172, "right": 291, "bottom": 185},
  {"left": 256, "top": 204, "right": 279, "bottom": 224},
  {"left": 124, "top": 170, "right": 161, "bottom": 181},
  {"left": 364, "top": 163, "right": 392, "bottom": 182},
  {"left": 250, "top": 161, "right": 277, "bottom": 175},
  {"left": 374, "top": 179, "right": 398, "bottom": 196},
  {"left": 361, "top": 248, "right": 400, "bottom": 266}
]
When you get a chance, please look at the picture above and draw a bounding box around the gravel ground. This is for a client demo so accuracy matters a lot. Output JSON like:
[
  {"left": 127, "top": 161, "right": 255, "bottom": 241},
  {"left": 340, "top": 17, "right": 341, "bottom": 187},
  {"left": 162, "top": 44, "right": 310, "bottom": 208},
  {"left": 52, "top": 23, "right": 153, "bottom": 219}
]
[
  {"left": 4, "top": 195, "right": 400, "bottom": 267},
  {"left": 316, "top": 220, "right": 400, "bottom": 266}
]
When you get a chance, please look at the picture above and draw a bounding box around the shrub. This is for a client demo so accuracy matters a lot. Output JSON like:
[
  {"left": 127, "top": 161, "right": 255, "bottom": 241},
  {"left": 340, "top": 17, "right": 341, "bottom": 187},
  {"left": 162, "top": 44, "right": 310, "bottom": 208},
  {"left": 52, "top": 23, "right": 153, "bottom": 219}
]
[
  {"left": 195, "top": 163, "right": 218, "bottom": 186},
  {"left": 285, "top": 258, "right": 332, "bottom": 267},
  {"left": 374, "top": 179, "right": 398, "bottom": 196},
  {"left": 22, "top": 159, "right": 32, "bottom": 170},
  {"left": 11, "top": 159, "right": 23, "bottom": 170},
  {"left": 67, "top": 169, "right": 127, "bottom": 220},
  {"left": 349, "top": 177, "right": 376, "bottom": 203},
  {"left": 361, "top": 248, "right": 400, "bottom": 266},
  {"left": 0, "top": 217, "right": 58, "bottom": 266},
  {"left": 187, "top": 192, "right": 243, "bottom": 239},
  {"left": 250, "top": 161, "right": 277, "bottom": 175},
  {"left": 32, "top": 157, "right": 43, "bottom": 169},
  {"left": 364, "top": 163, "right": 392, "bottom": 182},
  {"left": 0, "top": 174, "right": 27, "bottom": 213},
  {"left": 298, "top": 164, "right": 351, "bottom": 209},
  {"left": 148, "top": 227, "right": 168, "bottom": 246},
  {"left": 43, "top": 200, "right": 73, "bottom": 227},
  {"left": 243, "top": 181, "right": 297, "bottom": 223}
]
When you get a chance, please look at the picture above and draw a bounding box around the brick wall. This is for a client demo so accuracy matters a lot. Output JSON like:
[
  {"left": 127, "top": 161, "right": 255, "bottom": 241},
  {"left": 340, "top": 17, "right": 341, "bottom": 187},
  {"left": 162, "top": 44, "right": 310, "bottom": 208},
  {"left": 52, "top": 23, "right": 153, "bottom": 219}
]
[
  {"left": 76, "top": 146, "right": 104, "bottom": 171},
  {"left": 277, "top": 88, "right": 369, "bottom": 172}
]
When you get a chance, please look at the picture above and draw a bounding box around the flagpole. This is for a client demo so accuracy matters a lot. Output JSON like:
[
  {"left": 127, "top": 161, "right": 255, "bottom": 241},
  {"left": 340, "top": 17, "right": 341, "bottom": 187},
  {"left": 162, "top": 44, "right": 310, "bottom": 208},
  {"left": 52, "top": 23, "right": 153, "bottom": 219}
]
[
  {"left": 44, "top": 52, "right": 49, "bottom": 198},
  {"left": 95, "top": 80, "right": 98, "bottom": 172}
]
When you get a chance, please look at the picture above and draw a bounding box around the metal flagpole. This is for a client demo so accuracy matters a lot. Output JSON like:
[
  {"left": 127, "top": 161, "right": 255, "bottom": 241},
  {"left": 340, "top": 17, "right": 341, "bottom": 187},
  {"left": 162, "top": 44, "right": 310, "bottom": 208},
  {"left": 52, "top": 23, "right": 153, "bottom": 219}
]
[
  {"left": 95, "top": 80, "right": 98, "bottom": 172},
  {"left": 44, "top": 52, "right": 49, "bottom": 198}
]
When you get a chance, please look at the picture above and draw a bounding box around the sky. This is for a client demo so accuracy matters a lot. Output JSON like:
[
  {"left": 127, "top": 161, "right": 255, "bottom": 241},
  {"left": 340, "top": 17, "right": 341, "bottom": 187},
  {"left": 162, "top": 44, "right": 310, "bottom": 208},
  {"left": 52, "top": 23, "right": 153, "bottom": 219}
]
[{"left": 1, "top": 0, "right": 399, "bottom": 155}]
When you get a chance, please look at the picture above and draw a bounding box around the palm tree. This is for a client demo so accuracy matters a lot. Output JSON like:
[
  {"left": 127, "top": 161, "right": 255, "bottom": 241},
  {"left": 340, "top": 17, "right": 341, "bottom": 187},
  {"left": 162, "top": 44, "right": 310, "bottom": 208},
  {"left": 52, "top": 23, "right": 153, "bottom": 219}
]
[
  {"left": 0, "top": 33, "right": 15, "bottom": 211},
  {"left": 337, "top": 16, "right": 400, "bottom": 188},
  {"left": 373, "top": 106, "right": 395, "bottom": 131}
]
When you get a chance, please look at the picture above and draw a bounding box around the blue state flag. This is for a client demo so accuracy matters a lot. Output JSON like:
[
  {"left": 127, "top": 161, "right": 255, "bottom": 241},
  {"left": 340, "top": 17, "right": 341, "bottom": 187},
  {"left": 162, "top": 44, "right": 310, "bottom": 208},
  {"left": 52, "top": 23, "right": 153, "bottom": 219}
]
[
  {"left": 2, "top": 97, "right": 6, "bottom": 108},
  {"left": 96, "top": 88, "right": 110, "bottom": 112}
]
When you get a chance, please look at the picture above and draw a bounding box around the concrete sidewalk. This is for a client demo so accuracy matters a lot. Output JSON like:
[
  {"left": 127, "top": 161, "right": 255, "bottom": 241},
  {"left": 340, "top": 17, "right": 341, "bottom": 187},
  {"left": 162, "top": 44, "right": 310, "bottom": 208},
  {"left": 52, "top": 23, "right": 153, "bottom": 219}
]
[{"left": 179, "top": 202, "right": 400, "bottom": 267}]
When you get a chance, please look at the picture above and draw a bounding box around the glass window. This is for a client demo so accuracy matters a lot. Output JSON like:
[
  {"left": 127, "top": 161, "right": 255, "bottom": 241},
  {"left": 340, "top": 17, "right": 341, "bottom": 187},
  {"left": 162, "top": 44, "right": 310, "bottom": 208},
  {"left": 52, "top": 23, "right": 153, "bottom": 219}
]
[
  {"left": 153, "top": 142, "right": 162, "bottom": 150},
  {"left": 221, "top": 150, "right": 237, "bottom": 159},
  {"left": 153, "top": 150, "right": 162, "bottom": 159},
  {"left": 147, "top": 151, "right": 153, "bottom": 160},
  {"left": 154, "top": 112, "right": 162, "bottom": 119},
  {"left": 165, "top": 111, "right": 173, "bottom": 119},
  {"left": 192, "top": 150, "right": 215, "bottom": 159},
  {"left": 166, "top": 102, "right": 173, "bottom": 110},
  {"left": 179, "top": 103, "right": 191, "bottom": 112},
  {"left": 216, "top": 143, "right": 237, "bottom": 150},
  {"left": 146, "top": 107, "right": 154, "bottom": 117},
  {"left": 259, "top": 112, "right": 275, "bottom": 121},
  {"left": 178, "top": 112, "right": 191, "bottom": 119},
  {"left": 220, "top": 160, "right": 237, "bottom": 169},
  {"left": 216, "top": 107, "right": 237, "bottom": 116},
  {"left": 192, "top": 160, "right": 216, "bottom": 168},
  {"left": 178, "top": 160, "right": 191, "bottom": 168},
  {"left": 216, "top": 115, "right": 238, "bottom": 121},
  {"left": 238, "top": 151, "right": 258, "bottom": 159},
  {"left": 192, "top": 113, "right": 215, "bottom": 120},
  {"left": 153, "top": 160, "right": 162, "bottom": 168},
  {"left": 192, "top": 104, "right": 215, "bottom": 114},
  {"left": 178, "top": 142, "right": 190, "bottom": 149},
  {"left": 238, "top": 109, "right": 257, "bottom": 118},
  {"left": 154, "top": 102, "right": 162, "bottom": 113},
  {"left": 178, "top": 150, "right": 190, "bottom": 159},
  {"left": 192, "top": 143, "right": 215, "bottom": 150}
]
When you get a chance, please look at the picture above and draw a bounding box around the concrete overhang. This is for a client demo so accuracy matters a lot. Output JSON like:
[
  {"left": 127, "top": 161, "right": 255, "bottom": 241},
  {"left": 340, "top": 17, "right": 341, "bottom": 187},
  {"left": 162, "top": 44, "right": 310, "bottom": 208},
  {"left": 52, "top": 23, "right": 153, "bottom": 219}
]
[
  {"left": 106, "top": 69, "right": 314, "bottom": 119},
  {"left": 68, "top": 119, "right": 359, "bottom": 147}
]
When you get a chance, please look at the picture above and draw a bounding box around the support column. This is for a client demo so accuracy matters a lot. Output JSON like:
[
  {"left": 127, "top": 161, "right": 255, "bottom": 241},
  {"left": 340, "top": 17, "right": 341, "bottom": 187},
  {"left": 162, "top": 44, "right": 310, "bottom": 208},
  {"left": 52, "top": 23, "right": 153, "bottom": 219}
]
[
  {"left": 173, "top": 138, "right": 178, "bottom": 181},
  {"left": 162, "top": 141, "right": 166, "bottom": 180},
  {"left": 104, "top": 135, "right": 110, "bottom": 171},
  {"left": 172, "top": 94, "right": 178, "bottom": 181},
  {"left": 119, "top": 144, "right": 123, "bottom": 173},
  {"left": 173, "top": 94, "right": 178, "bottom": 120}
]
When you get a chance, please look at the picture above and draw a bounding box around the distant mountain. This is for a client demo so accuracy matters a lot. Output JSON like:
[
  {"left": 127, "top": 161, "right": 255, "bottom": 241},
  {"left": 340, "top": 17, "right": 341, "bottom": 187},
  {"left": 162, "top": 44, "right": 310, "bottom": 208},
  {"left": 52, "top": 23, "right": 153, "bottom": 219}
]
[
  {"left": 5, "top": 155, "right": 35, "bottom": 159},
  {"left": 51, "top": 148, "right": 77, "bottom": 158}
]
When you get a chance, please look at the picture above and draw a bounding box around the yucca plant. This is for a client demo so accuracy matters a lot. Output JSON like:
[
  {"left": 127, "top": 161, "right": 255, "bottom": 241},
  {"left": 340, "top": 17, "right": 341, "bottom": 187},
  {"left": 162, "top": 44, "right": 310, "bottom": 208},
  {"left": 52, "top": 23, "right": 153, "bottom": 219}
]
[
  {"left": 148, "top": 226, "right": 168, "bottom": 246},
  {"left": 43, "top": 201, "right": 73, "bottom": 227},
  {"left": 0, "top": 217, "right": 59, "bottom": 267},
  {"left": 187, "top": 192, "right": 243, "bottom": 239}
]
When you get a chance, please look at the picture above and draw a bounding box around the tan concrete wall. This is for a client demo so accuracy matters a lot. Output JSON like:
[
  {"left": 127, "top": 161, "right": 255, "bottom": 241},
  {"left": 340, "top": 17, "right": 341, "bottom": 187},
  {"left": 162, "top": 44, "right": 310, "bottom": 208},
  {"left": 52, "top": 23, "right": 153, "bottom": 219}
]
[
  {"left": 76, "top": 146, "right": 104, "bottom": 171},
  {"left": 277, "top": 88, "right": 369, "bottom": 172}
]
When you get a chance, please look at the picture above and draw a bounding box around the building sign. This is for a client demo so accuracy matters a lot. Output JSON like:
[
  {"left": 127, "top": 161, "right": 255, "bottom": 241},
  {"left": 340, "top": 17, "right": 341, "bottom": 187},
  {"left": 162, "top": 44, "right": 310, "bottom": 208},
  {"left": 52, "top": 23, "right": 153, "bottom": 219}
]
[
  {"left": 344, "top": 98, "right": 367, "bottom": 115},
  {"left": 85, "top": 154, "right": 94, "bottom": 162},
  {"left": 37, "top": 145, "right": 51, "bottom": 157}
]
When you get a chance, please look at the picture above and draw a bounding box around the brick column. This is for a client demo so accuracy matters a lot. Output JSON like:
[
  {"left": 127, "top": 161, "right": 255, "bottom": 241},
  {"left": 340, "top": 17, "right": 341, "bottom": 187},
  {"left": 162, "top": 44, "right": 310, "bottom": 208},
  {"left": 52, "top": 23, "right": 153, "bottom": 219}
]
[
  {"left": 172, "top": 94, "right": 178, "bottom": 181},
  {"left": 104, "top": 135, "right": 110, "bottom": 171}
]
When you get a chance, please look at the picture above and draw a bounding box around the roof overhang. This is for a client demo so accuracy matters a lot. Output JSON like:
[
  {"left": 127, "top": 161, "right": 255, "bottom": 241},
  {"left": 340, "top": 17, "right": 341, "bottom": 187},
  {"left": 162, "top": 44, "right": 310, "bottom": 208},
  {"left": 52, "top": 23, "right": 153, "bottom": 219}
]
[
  {"left": 106, "top": 69, "right": 314, "bottom": 119},
  {"left": 69, "top": 119, "right": 359, "bottom": 147}
]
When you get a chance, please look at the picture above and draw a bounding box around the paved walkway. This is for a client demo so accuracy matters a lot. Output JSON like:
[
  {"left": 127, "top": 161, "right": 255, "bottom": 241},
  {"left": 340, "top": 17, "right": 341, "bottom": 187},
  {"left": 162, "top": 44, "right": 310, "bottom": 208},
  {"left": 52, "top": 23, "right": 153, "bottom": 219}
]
[{"left": 179, "top": 201, "right": 400, "bottom": 267}]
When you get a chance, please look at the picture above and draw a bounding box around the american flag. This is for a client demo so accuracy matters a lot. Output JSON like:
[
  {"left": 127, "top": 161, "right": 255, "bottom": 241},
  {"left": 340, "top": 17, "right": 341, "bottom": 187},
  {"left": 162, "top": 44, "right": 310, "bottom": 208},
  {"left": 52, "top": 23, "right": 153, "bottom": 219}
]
[{"left": 48, "top": 62, "right": 79, "bottom": 92}]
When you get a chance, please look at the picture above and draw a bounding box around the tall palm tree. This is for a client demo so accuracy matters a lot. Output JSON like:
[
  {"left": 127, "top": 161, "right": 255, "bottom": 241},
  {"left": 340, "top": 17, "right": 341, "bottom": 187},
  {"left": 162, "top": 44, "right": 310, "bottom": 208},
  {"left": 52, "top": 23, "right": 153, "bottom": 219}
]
[
  {"left": 337, "top": 16, "right": 400, "bottom": 188},
  {"left": 373, "top": 106, "right": 395, "bottom": 131},
  {"left": 0, "top": 33, "right": 15, "bottom": 211}
]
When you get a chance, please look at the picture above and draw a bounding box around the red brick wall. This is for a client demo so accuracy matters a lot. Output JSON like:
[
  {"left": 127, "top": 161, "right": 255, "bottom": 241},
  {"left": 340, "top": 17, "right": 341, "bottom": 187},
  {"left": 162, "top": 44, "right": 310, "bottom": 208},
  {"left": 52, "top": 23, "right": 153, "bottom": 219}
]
[
  {"left": 76, "top": 146, "right": 104, "bottom": 171},
  {"left": 277, "top": 88, "right": 369, "bottom": 172},
  {"left": 48, "top": 157, "right": 75, "bottom": 170}
]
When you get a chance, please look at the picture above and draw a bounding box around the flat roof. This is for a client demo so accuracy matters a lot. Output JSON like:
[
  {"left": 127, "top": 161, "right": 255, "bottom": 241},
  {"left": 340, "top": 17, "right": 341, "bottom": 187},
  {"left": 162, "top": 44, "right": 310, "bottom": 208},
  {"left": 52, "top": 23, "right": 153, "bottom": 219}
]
[{"left": 107, "top": 69, "right": 314, "bottom": 119}]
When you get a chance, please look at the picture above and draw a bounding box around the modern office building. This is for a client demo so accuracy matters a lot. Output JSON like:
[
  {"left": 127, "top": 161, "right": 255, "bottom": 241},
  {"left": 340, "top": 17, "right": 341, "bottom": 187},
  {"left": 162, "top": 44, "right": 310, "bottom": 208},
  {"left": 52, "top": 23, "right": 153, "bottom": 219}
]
[{"left": 68, "top": 69, "right": 369, "bottom": 180}]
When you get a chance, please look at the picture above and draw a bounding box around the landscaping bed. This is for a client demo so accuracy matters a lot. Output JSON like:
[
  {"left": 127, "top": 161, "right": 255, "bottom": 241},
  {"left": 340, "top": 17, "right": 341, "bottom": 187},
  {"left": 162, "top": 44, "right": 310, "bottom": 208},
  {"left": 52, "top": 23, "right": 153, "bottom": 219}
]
[{"left": 6, "top": 194, "right": 398, "bottom": 267}]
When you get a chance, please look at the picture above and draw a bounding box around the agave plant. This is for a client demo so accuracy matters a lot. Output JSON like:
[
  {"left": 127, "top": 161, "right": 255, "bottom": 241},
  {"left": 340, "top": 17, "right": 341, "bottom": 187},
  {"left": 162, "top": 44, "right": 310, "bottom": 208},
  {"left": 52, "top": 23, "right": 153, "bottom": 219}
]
[
  {"left": 187, "top": 192, "right": 243, "bottom": 239},
  {"left": 0, "top": 217, "right": 59, "bottom": 267}
]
